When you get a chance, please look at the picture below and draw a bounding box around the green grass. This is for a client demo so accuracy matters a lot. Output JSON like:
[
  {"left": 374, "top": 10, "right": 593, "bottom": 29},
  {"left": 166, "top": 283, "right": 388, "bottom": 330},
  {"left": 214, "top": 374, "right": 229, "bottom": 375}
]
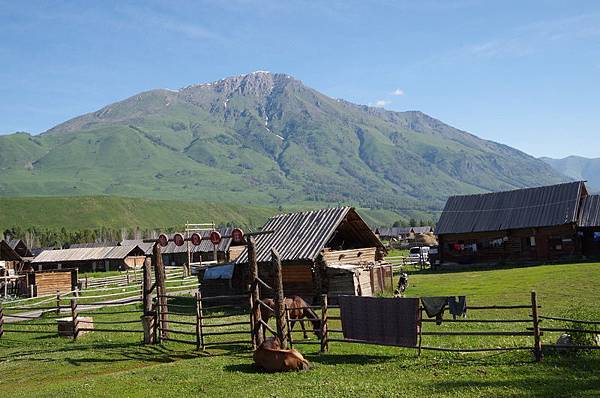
[
  {"left": 0, "top": 196, "right": 403, "bottom": 232},
  {"left": 0, "top": 263, "right": 599, "bottom": 397}
]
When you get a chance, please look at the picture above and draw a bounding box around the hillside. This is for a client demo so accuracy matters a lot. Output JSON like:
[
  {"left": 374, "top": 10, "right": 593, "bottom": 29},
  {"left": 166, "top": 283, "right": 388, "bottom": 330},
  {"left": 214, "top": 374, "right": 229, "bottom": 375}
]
[
  {"left": 541, "top": 156, "right": 600, "bottom": 192},
  {"left": 0, "top": 72, "right": 567, "bottom": 215},
  {"left": 0, "top": 196, "right": 401, "bottom": 231}
]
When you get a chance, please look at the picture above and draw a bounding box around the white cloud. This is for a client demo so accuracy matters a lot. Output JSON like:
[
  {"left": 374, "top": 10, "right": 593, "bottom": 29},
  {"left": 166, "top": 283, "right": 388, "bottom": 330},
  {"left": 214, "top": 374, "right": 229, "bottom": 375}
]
[
  {"left": 374, "top": 100, "right": 390, "bottom": 108},
  {"left": 391, "top": 88, "right": 404, "bottom": 96}
]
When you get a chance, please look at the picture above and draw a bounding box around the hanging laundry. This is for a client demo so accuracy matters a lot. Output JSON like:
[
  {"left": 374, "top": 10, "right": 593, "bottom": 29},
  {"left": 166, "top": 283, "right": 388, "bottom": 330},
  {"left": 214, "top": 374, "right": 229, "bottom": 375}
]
[
  {"left": 447, "top": 296, "right": 467, "bottom": 319},
  {"left": 421, "top": 297, "right": 447, "bottom": 325}
]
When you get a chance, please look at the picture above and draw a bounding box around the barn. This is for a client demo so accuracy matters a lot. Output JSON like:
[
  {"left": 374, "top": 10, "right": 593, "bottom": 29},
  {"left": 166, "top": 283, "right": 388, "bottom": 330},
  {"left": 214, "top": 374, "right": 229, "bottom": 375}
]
[
  {"left": 578, "top": 194, "right": 600, "bottom": 258},
  {"left": 227, "top": 207, "right": 388, "bottom": 302},
  {"left": 31, "top": 244, "right": 147, "bottom": 272},
  {"left": 436, "top": 181, "right": 588, "bottom": 265}
]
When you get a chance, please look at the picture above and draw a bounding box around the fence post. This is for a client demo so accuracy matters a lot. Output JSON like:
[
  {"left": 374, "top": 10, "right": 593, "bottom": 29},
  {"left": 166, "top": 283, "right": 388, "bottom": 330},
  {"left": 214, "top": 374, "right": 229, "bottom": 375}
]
[
  {"left": 271, "top": 249, "right": 288, "bottom": 349},
  {"left": 0, "top": 304, "right": 4, "bottom": 338},
  {"left": 56, "top": 290, "right": 61, "bottom": 316},
  {"left": 195, "top": 291, "right": 204, "bottom": 351},
  {"left": 70, "top": 297, "right": 78, "bottom": 340},
  {"left": 320, "top": 294, "right": 328, "bottom": 353},
  {"left": 153, "top": 242, "right": 168, "bottom": 339},
  {"left": 142, "top": 258, "right": 156, "bottom": 344},
  {"left": 249, "top": 290, "right": 256, "bottom": 350},
  {"left": 284, "top": 303, "right": 293, "bottom": 349},
  {"left": 248, "top": 236, "right": 263, "bottom": 347},
  {"left": 531, "top": 290, "right": 543, "bottom": 362}
]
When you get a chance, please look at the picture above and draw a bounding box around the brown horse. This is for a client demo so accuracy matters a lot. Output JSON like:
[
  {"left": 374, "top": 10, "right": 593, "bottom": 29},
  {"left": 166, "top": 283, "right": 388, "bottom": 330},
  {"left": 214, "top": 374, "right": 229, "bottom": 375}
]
[
  {"left": 253, "top": 337, "right": 310, "bottom": 372},
  {"left": 260, "top": 296, "right": 322, "bottom": 339}
]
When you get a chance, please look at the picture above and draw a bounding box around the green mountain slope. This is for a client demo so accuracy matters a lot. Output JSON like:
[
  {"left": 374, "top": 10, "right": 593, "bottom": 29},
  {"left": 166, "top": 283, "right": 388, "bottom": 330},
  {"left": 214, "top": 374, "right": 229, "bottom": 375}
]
[
  {"left": 0, "top": 196, "right": 401, "bottom": 231},
  {"left": 0, "top": 72, "right": 566, "bottom": 214},
  {"left": 541, "top": 156, "right": 600, "bottom": 192}
]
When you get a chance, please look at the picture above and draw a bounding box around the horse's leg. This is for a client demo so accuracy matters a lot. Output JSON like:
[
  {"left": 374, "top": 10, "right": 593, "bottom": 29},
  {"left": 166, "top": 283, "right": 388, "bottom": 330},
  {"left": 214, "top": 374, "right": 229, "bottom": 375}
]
[{"left": 300, "top": 317, "right": 308, "bottom": 339}]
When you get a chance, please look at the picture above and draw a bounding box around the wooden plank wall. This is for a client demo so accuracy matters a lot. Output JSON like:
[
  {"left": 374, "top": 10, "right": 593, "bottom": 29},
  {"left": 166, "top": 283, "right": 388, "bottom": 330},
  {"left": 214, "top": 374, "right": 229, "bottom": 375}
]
[
  {"left": 34, "top": 270, "right": 74, "bottom": 296},
  {"left": 322, "top": 247, "right": 376, "bottom": 265}
]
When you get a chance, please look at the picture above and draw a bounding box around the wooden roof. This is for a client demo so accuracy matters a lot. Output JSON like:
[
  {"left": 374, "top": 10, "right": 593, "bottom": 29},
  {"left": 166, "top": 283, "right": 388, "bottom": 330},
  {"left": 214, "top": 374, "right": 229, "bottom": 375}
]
[
  {"left": 579, "top": 195, "right": 600, "bottom": 228},
  {"left": 436, "top": 182, "right": 586, "bottom": 235},
  {"left": 235, "top": 207, "right": 383, "bottom": 264}
]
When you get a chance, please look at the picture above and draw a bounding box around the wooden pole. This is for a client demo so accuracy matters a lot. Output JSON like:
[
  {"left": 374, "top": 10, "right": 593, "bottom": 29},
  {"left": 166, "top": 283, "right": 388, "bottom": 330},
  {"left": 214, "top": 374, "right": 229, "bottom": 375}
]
[
  {"left": 142, "top": 257, "right": 155, "bottom": 344},
  {"left": 531, "top": 290, "right": 543, "bottom": 362},
  {"left": 70, "top": 297, "right": 78, "bottom": 340},
  {"left": 418, "top": 307, "right": 423, "bottom": 356},
  {"left": 56, "top": 290, "right": 61, "bottom": 316},
  {"left": 284, "top": 303, "right": 293, "bottom": 349},
  {"left": 0, "top": 304, "right": 4, "bottom": 338},
  {"left": 153, "top": 242, "right": 168, "bottom": 339},
  {"left": 195, "top": 291, "right": 204, "bottom": 351},
  {"left": 249, "top": 290, "right": 256, "bottom": 350},
  {"left": 271, "top": 249, "right": 288, "bottom": 349},
  {"left": 320, "top": 294, "right": 328, "bottom": 353},
  {"left": 248, "top": 236, "right": 263, "bottom": 347}
]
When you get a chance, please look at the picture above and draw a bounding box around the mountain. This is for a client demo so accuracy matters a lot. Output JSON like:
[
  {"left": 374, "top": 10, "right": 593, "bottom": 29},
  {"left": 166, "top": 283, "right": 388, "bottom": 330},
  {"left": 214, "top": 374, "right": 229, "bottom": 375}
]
[
  {"left": 541, "top": 156, "right": 600, "bottom": 192},
  {"left": 0, "top": 71, "right": 567, "bottom": 217}
]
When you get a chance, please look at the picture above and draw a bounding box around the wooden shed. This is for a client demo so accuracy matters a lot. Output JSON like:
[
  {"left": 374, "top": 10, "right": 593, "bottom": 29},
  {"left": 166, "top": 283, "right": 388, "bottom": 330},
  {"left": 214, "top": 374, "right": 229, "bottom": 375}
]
[
  {"left": 31, "top": 244, "right": 147, "bottom": 272},
  {"left": 436, "top": 182, "right": 588, "bottom": 265},
  {"left": 230, "top": 207, "right": 387, "bottom": 303},
  {"left": 0, "top": 240, "right": 23, "bottom": 273},
  {"left": 19, "top": 269, "right": 78, "bottom": 297}
]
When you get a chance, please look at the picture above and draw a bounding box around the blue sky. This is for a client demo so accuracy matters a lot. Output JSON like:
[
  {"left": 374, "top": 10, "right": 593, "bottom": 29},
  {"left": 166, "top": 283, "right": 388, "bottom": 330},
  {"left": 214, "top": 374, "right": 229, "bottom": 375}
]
[{"left": 1, "top": 0, "right": 599, "bottom": 158}]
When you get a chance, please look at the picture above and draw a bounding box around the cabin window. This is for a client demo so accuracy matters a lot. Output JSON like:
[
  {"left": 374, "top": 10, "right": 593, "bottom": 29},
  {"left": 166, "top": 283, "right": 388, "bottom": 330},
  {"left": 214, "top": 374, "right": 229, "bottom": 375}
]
[
  {"left": 594, "top": 232, "right": 600, "bottom": 243},
  {"left": 523, "top": 236, "right": 536, "bottom": 247},
  {"left": 549, "top": 238, "right": 563, "bottom": 251}
]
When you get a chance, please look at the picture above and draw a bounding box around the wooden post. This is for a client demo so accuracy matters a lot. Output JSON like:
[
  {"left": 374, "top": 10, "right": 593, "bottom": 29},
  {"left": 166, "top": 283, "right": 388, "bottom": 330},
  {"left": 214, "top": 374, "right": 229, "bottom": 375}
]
[
  {"left": 213, "top": 244, "right": 218, "bottom": 264},
  {"left": 153, "top": 243, "right": 168, "bottom": 339},
  {"left": 56, "top": 290, "right": 61, "bottom": 315},
  {"left": 85, "top": 275, "right": 88, "bottom": 290},
  {"left": 284, "top": 303, "right": 293, "bottom": 349},
  {"left": 249, "top": 290, "right": 256, "bottom": 350},
  {"left": 70, "top": 297, "right": 78, "bottom": 340},
  {"left": 142, "top": 257, "right": 155, "bottom": 344},
  {"left": 195, "top": 291, "right": 204, "bottom": 351},
  {"left": 248, "top": 236, "right": 263, "bottom": 347},
  {"left": 418, "top": 307, "right": 423, "bottom": 356},
  {"left": 0, "top": 304, "right": 4, "bottom": 338},
  {"left": 531, "top": 290, "right": 543, "bottom": 362},
  {"left": 272, "top": 249, "right": 288, "bottom": 349},
  {"left": 320, "top": 294, "right": 328, "bottom": 353}
]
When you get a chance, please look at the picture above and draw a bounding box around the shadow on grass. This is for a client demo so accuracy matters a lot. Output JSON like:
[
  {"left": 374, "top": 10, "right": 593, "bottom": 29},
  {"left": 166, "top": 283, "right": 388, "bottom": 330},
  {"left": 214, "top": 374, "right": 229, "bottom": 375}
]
[{"left": 305, "top": 353, "right": 396, "bottom": 366}]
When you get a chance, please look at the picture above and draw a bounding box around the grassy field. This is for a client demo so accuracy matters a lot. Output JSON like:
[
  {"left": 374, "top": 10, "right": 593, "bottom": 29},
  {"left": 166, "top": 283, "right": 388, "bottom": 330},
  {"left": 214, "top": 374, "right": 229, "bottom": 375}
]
[
  {"left": 0, "top": 263, "right": 599, "bottom": 397},
  {"left": 0, "top": 196, "right": 402, "bottom": 231}
]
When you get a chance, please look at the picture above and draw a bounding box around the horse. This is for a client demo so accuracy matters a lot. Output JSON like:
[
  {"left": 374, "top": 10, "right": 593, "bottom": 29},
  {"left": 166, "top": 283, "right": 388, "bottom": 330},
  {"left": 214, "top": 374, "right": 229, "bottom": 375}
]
[
  {"left": 260, "top": 296, "right": 322, "bottom": 340},
  {"left": 253, "top": 337, "right": 310, "bottom": 372}
]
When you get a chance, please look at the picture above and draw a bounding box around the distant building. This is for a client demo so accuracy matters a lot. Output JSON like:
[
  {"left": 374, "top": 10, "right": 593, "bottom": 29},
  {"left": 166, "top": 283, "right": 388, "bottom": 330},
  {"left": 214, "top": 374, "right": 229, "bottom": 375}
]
[
  {"left": 31, "top": 244, "right": 147, "bottom": 272},
  {"left": 436, "top": 181, "right": 588, "bottom": 265},
  {"left": 159, "top": 228, "right": 246, "bottom": 266},
  {"left": 375, "top": 226, "right": 434, "bottom": 241}
]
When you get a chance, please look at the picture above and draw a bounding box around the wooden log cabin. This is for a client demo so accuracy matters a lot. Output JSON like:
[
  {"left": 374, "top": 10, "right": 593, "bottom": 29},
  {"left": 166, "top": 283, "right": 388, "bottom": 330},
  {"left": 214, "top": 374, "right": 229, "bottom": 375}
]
[
  {"left": 578, "top": 194, "right": 600, "bottom": 258},
  {"left": 0, "top": 240, "right": 25, "bottom": 273},
  {"left": 435, "top": 181, "right": 590, "bottom": 265},
  {"left": 228, "top": 207, "right": 387, "bottom": 302}
]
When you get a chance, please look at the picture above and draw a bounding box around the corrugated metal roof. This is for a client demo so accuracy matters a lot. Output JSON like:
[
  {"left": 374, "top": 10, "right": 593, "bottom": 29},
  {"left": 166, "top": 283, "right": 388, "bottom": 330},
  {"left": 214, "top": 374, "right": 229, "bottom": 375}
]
[
  {"left": 412, "top": 226, "right": 434, "bottom": 234},
  {"left": 235, "top": 207, "right": 382, "bottom": 264},
  {"left": 579, "top": 195, "right": 600, "bottom": 228},
  {"left": 69, "top": 241, "right": 119, "bottom": 249},
  {"left": 32, "top": 244, "right": 142, "bottom": 263},
  {"left": 436, "top": 182, "right": 585, "bottom": 235},
  {"left": 376, "top": 227, "right": 412, "bottom": 237}
]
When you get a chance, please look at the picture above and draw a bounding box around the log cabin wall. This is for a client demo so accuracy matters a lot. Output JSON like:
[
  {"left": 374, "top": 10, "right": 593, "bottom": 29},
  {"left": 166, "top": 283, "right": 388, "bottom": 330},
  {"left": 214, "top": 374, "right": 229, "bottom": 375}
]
[
  {"left": 580, "top": 227, "right": 600, "bottom": 257},
  {"left": 439, "top": 224, "right": 580, "bottom": 265}
]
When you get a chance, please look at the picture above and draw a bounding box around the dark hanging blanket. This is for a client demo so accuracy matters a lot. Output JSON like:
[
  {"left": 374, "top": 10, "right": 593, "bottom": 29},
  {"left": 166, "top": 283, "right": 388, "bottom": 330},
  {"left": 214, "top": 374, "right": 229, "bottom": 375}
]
[{"left": 338, "top": 296, "right": 420, "bottom": 347}]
